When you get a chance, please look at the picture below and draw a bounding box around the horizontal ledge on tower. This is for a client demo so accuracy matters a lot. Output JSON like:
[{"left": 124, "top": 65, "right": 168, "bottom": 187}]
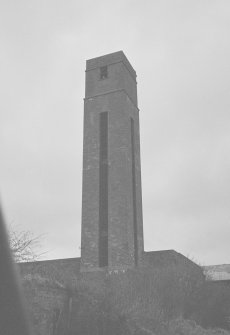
[{"left": 84, "top": 88, "right": 139, "bottom": 110}]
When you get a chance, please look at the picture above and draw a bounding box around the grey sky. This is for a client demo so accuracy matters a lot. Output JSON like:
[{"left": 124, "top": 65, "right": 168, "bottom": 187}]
[{"left": 0, "top": 1, "right": 230, "bottom": 265}]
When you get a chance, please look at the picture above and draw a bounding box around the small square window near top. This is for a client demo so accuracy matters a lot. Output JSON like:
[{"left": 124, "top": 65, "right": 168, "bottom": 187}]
[{"left": 100, "top": 66, "right": 108, "bottom": 80}]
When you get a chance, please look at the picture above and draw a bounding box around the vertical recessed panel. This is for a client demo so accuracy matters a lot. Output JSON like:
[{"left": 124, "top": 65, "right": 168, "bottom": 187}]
[
  {"left": 131, "top": 117, "right": 138, "bottom": 265},
  {"left": 100, "top": 66, "right": 108, "bottom": 80},
  {"left": 99, "top": 112, "right": 108, "bottom": 267}
]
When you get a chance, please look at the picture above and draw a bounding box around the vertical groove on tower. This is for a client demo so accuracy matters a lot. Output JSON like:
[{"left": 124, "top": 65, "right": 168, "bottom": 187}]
[
  {"left": 131, "top": 117, "right": 138, "bottom": 265},
  {"left": 99, "top": 112, "right": 109, "bottom": 267}
]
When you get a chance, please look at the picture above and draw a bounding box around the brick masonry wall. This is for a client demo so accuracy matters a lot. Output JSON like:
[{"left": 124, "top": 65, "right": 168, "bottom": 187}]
[{"left": 81, "top": 52, "right": 144, "bottom": 270}]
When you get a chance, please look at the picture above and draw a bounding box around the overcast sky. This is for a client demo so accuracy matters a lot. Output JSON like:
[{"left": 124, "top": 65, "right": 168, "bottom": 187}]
[{"left": 0, "top": 0, "right": 230, "bottom": 265}]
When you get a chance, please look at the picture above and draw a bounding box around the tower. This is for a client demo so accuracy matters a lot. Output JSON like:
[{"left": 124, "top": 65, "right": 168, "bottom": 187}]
[{"left": 81, "top": 51, "right": 144, "bottom": 271}]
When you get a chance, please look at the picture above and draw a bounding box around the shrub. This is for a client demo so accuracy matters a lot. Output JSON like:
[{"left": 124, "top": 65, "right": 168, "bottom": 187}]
[
  {"left": 67, "top": 263, "right": 204, "bottom": 334},
  {"left": 188, "top": 281, "right": 230, "bottom": 330}
]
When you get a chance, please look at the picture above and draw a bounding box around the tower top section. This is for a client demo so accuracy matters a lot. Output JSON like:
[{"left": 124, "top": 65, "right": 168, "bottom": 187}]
[
  {"left": 85, "top": 51, "right": 138, "bottom": 106},
  {"left": 86, "top": 51, "right": 136, "bottom": 80}
]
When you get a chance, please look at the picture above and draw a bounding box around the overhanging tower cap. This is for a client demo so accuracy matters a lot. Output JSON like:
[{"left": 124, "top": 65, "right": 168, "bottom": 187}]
[{"left": 86, "top": 51, "right": 136, "bottom": 79}]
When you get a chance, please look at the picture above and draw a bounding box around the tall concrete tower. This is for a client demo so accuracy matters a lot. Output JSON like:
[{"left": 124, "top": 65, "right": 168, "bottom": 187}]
[{"left": 81, "top": 51, "right": 144, "bottom": 271}]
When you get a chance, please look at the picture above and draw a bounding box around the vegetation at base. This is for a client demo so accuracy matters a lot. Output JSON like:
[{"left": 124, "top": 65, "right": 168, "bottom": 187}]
[
  {"left": 21, "top": 261, "right": 230, "bottom": 335},
  {"left": 166, "top": 319, "right": 230, "bottom": 335},
  {"left": 54, "top": 263, "right": 230, "bottom": 334}
]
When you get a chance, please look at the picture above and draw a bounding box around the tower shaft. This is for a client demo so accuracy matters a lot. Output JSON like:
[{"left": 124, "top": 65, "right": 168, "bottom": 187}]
[{"left": 81, "top": 51, "right": 144, "bottom": 271}]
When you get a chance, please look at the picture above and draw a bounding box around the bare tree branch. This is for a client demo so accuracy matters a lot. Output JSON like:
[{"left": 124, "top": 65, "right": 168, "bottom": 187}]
[{"left": 9, "top": 226, "right": 46, "bottom": 262}]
